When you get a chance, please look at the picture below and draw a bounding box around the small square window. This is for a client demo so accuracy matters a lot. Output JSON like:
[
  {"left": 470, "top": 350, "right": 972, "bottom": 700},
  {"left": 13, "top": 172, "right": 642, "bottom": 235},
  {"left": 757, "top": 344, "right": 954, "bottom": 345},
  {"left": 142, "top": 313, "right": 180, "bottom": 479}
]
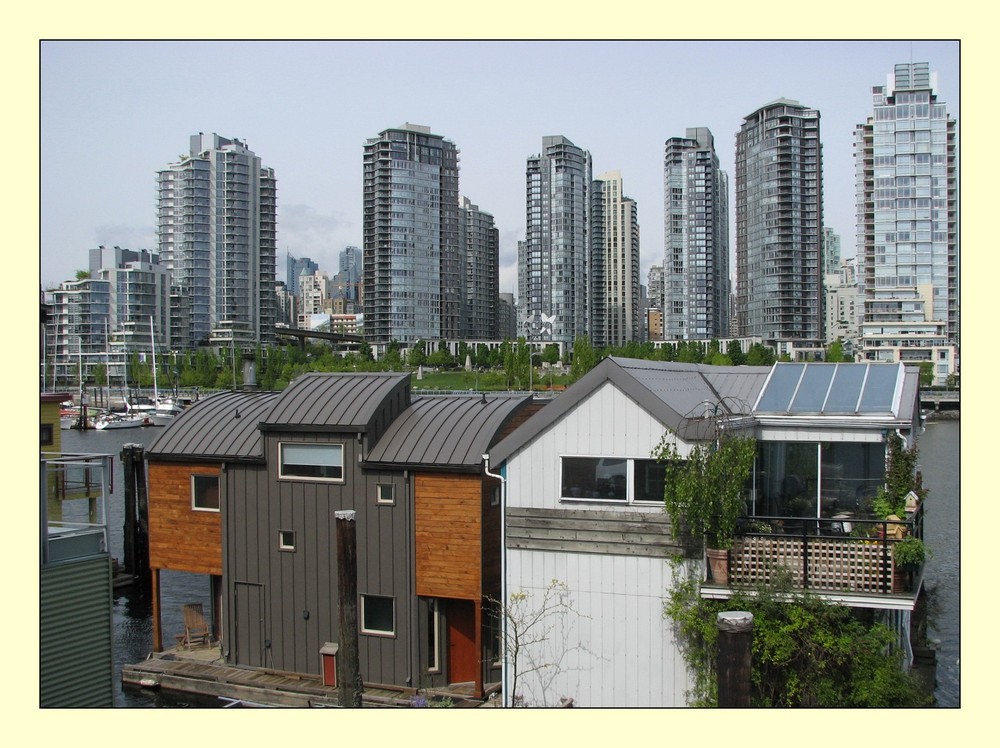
[
  {"left": 361, "top": 594, "right": 395, "bottom": 636},
  {"left": 192, "top": 475, "right": 220, "bottom": 512},
  {"left": 376, "top": 484, "right": 395, "bottom": 505},
  {"left": 278, "top": 530, "right": 296, "bottom": 552}
]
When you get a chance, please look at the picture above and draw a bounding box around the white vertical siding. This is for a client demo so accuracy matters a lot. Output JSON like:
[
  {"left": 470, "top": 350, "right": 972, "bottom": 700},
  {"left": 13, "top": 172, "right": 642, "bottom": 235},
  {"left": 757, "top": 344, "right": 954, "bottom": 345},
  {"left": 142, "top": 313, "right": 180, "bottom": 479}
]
[
  {"left": 502, "top": 380, "right": 697, "bottom": 705},
  {"left": 506, "top": 548, "right": 694, "bottom": 707}
]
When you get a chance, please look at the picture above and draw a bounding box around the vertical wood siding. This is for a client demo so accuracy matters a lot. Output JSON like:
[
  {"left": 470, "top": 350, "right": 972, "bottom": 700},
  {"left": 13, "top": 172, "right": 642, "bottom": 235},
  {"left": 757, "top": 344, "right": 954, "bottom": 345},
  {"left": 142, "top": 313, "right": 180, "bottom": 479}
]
[
  {"left": 224, "top": 430, "right": 413, "bottom": 687},
  {"left": 148, "top": 461, "right": 222, "bottom": 574}
]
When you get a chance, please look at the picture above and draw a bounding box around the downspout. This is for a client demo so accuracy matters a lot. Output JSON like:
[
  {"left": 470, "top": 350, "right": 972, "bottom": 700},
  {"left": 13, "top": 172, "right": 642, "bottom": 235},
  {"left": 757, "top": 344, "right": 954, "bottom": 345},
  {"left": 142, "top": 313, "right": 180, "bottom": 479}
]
[{"left": 482, "top": 453, "right": 507, "bottom": 707}]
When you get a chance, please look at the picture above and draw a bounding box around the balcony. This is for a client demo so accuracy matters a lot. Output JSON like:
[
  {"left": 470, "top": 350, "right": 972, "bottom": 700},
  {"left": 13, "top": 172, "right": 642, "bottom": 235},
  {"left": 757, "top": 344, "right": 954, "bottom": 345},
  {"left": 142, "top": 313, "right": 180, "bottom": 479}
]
[
  {"left": 41, "top": 452, "right": 112, "bottom": 565},
  {"left": 702, "top": 504, "right": 926, "bottom": 610}
]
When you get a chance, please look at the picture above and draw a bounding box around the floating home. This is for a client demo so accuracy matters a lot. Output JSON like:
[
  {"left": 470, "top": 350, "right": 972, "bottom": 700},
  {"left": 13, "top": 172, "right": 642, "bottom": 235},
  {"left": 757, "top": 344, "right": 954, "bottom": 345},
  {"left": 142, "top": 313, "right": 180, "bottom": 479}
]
[
  {"left": 488, "top": 357, "right": 925, "bottom": 707},
  {"left": 145, "top": 373, "right": 539, "bottom": 698}
]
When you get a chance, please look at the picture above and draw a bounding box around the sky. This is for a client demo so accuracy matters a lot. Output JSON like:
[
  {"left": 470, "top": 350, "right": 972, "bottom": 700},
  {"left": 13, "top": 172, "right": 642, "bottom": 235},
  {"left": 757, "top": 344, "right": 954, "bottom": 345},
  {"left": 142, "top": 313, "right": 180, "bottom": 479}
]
[{"left": 40, "top": 40, "right": 959, "bottom": 298}]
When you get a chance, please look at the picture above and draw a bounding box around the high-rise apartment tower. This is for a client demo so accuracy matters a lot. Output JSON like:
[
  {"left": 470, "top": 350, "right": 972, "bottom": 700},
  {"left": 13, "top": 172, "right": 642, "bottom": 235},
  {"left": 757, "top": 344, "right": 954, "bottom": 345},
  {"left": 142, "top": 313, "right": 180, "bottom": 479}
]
[
  {"left": 521, "top": 136, "right": 592, "bottom": 343},
  {"left": 735, "top": 101, "right": 823, "bottom": 344},
  {"left": 663, "top": 128, "right": 730, "bottom": 340},
  {"left": 854, "top": 62, "right": 958, "bottom": 364},
  {"left": 591, "top": 170, "right": 640, "bottom": 347},
  {"left": 362, "top": 124, "right": 460, "bottom": 345},
  {"left": 157, "top": 133, "right": 277, "bottom": 350},
  {"left": 460, "top": 197, "right": 500, "bottom": 340}
]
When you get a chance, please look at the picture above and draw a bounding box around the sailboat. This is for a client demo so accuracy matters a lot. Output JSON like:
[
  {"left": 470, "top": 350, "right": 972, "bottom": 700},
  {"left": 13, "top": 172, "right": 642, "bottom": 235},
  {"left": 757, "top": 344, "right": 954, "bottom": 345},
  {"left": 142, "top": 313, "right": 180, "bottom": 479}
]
[
  {"left": 149, "top": 316, "right": 184, "bottom": 426},
  {"left": 96, "top": 326, "right": 144, "bottom": 430}
]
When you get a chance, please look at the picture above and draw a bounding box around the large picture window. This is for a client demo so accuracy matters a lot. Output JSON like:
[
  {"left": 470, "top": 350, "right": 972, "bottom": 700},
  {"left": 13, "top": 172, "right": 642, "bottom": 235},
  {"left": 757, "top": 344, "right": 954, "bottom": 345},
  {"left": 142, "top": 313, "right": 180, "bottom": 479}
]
[
  {"left": 279, "top": 442, "right": 344, "bottom": 482},
  {"left": 361, "top": 594, "right": 395, "bottom": 636},
  {"left": 191, "top": 474, "right": 220, "bottom": 511},
  {"left": 561, "top": 457, "right": 666, "bottom": 504}
]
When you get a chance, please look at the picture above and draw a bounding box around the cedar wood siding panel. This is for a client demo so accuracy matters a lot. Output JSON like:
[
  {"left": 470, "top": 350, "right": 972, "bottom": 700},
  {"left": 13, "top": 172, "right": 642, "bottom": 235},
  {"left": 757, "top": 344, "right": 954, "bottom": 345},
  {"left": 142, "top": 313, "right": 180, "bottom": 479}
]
[
  {"left": 147, "top": 461, "right": 222, "bottom": 575},
  {"left": 415, "top": 473, "right": 482, "bottom": 600},
  {"left": 225, "top": 429, "right": 411, "bottom": 686}
]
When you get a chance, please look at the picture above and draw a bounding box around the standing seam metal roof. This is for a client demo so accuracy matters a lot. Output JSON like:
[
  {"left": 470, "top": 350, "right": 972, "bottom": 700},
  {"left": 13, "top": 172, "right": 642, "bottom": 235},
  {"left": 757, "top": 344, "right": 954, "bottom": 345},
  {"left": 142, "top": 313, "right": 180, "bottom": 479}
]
[
  {"left": 366, "top": 395, "right": 532, "bottom": 468},
  {"left": 261, "top": 372, "right": 410, "bottom": 431},
  {"left": 146, "top": 390, "right": 280, "bottom": 460}
]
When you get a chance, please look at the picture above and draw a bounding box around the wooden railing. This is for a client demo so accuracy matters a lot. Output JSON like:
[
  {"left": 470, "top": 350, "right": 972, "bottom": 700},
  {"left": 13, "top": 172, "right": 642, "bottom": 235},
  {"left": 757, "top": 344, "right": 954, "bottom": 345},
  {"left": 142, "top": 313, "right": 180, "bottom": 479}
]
[{"left": 728, "top": 509, "right": 924, "bottom": 595}]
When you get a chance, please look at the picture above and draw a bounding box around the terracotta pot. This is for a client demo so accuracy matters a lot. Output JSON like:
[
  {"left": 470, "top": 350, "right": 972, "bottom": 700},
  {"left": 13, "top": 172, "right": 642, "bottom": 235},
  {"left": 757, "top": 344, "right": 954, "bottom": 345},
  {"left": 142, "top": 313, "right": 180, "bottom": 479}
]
[{"left": 706, "top": 547, "right": 729, "bottom": 585}]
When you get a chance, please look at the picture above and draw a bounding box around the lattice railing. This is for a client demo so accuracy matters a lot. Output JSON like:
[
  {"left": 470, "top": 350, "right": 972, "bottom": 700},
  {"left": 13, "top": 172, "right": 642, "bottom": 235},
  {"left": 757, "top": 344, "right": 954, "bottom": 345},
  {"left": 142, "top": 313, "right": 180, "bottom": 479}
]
[{"left": 731, "top": 535, "right": 902, "bottom": 594}]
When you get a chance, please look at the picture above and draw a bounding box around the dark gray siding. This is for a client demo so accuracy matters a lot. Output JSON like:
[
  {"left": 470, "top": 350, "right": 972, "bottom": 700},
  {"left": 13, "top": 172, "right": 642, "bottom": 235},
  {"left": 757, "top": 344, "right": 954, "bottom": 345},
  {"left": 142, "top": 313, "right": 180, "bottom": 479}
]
[
  {"left": 505, "top": 507, "right": 700, "bottom": 559},
  {"left": 40, "top": 557, "right": 114, "bottom": 707},
  {"left": 223, "top": 430, "right": 416, "bottom": 686}
]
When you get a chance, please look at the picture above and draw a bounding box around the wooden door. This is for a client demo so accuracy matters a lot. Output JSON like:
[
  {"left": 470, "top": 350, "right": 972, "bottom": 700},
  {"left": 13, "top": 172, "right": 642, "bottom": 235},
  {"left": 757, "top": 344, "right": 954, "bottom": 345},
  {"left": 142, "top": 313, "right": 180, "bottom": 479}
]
[
  {"left": 234, "top": 581, "right": 265, "bottom": 667},
  {"left": 447, "top": 599, "right": 478, "bottom": 686}
]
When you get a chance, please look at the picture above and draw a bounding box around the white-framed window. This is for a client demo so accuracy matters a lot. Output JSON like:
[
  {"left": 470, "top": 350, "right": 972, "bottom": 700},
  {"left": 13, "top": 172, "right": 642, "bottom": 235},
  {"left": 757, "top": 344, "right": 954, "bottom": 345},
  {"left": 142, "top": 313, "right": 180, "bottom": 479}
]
[
  {"left": 278, "top": 530, "right": 296, "bottom": 552},
  {"left": 279, "top": 442, "right": 344, "bottom": 482},
  {"left": 361, "top": 594, "right": 395, "bottom": 636},
  {"left": 376, "top": 483, "right": 395, "bottom": 505},
  {"left": 560, "top": 456, "right": 666, "bottom": 505},
  {"left": 191, "top": 474, "right": 220, "bottom": 512},
  {"left": 426, "top": 598, "right": 440, "bottom": 672}
]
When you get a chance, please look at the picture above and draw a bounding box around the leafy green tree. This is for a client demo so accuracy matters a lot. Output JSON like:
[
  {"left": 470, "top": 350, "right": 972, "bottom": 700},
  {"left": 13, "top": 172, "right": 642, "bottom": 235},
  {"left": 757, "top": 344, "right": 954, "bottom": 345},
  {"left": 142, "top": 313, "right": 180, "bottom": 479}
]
[
  {"left": 746, "top": 343, "right": 776, "bottom": 367},
  {"left": 726, "top": 340, "right": 746, "bottom": 366},
  {"left": 569, "top": 335, "right": 598, "bottom": 381},
  {"left": 75, "top": 269, "right": 91, "bottom": 280},
  {"left": 407, "top": 340, "right": 427, "bottom": 368},
  {"left": 427, "top": 346, "right": 454, "bottom": 368},
  {"left": 825, "top": 340, "right": 849, "bottom": 363},
  {"left": 541, "top": 343, "right": 561, "bottom": 366},
  {"left": 917, "top": 361, "right": 934, "bottom": 387}
]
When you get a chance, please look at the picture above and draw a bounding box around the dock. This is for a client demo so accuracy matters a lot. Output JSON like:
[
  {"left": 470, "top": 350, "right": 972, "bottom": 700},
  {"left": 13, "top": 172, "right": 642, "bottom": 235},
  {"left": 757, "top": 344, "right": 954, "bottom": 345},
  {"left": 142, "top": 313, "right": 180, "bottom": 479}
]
[{"left": 122, "top": 646, "right": 497, "bottom": 708}]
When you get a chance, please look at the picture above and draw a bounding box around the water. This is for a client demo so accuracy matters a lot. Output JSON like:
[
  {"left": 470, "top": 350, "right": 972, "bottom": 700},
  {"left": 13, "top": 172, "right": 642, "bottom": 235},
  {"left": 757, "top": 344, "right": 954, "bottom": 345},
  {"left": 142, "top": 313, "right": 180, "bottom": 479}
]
[
  {"left": 915, "top": 417, "right": 960, "bottom": 707},
  {"left": 59, "top": 426, "right": 214, "bottom": 707},
  {"left": 60, "top": 417, "right": 962, "bottom": 707}
]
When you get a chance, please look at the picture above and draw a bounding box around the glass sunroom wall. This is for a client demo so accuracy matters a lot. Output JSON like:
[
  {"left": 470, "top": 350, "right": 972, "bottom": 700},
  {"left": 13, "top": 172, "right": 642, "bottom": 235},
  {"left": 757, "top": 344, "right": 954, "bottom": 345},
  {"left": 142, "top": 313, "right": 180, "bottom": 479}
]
[{"left": 755, "top": 440, "right": 885, "bottom": 520}]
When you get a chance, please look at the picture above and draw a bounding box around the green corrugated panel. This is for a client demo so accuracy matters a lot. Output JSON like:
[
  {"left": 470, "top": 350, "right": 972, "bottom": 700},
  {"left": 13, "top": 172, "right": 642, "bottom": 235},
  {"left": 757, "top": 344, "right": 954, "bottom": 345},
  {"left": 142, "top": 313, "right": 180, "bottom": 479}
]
[{"left": 39, "top": 557, "right": 115, "bottom": 707}]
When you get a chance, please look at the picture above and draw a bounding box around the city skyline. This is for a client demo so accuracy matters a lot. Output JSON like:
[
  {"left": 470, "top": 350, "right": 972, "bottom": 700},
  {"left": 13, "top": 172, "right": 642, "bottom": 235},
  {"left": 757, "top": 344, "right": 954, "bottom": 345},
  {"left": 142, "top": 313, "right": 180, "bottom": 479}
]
[{"left": 40, "top": 41, "right": 959, "bottom": 299}]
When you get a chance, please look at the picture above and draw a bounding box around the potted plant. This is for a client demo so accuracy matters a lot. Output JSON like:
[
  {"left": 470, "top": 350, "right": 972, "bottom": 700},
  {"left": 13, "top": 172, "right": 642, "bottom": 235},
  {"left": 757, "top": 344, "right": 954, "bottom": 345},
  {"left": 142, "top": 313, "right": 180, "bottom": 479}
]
[
  {"left": 892, "top": 535, "right": 930, "bottom": 593},
  {"left": 653, "top": 431, "right": 757, "bottom": 584}
]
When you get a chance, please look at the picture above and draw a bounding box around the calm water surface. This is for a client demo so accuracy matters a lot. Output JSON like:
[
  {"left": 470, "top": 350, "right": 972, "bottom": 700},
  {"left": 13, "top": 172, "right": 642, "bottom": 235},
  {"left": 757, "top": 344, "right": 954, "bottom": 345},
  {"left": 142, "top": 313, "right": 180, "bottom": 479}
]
[{"left": 61, "top": 416, "right": 961, "bottom": 707}]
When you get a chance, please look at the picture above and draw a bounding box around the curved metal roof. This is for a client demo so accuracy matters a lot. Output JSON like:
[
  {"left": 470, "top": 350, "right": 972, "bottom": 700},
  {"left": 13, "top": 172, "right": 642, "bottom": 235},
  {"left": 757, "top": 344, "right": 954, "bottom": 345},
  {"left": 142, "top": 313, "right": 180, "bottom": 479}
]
[
  {"left": 261, "top": 372, "right": 410, "bottom": 432},
  {"left": 146, "top": 390, "right": 279, "bottom": 460},
  {"left": 366, "top": 394, "right": 532, "bottom": 469}
]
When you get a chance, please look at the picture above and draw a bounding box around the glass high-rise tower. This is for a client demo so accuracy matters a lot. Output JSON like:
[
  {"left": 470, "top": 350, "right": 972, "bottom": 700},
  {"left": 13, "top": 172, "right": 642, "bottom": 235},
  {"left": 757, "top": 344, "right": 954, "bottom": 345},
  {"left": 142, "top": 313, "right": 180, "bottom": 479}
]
[
  {"left": 521, "top": 136, "right": 592, "bottom": 343},
  {"left": 854, "top": 62, "right": 958, "bottom": 358},
  {"left": 735, "top": 100, "right": 823, "bottom": 345},
  {"left": 362, "top": 124, "right": 460, "bottom": 346},
  {"left": 157, "top": 133, "right": 277, "bottom": 349},
  {"left": 591, "top": 170, "right": 640, "bottom": 347},
  {"left": 663, "top": 128, "right": 730, "bottom": 340}
]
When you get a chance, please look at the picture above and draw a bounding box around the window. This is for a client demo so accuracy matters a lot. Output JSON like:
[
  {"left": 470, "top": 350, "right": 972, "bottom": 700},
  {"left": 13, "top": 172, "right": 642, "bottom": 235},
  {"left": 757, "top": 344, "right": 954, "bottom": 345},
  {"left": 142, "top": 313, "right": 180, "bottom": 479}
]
[
  {"left": 40, "top": 423, "right": 54, "bottom": 446},
  {"left": 278, "top": 530, "right": 296, "bottom": 552},
  {"left": 561, "top": 457, "right": 667, "bottom": 504},
  {"left": 361, "top": 595, "right": 395, "bottom": 636},
  {"left": 426, "top": 598, "right": 440, "bottom": 672},
  {"left": 191, "top": 475, "right": 220, "bottom": 511},
  {"left": 279, "top": 442, "right": 344, "bottom": 482},
  {"left": 376, "top": 483, "right": 395, "bottom": 505}
]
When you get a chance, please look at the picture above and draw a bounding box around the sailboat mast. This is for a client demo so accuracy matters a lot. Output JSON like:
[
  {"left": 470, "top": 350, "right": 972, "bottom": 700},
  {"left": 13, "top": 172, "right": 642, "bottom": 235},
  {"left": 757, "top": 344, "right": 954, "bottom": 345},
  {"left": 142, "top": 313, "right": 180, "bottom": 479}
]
[{"left": 150, "top": 316, "right": 158, "bottom": 405}]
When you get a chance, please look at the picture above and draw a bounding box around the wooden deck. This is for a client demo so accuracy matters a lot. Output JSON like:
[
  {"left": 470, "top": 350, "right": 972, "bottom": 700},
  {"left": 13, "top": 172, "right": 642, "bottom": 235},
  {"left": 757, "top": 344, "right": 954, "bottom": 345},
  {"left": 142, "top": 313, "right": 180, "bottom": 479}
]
[{"left": 122, "top": 648, "right": 494, "bottom": 707}]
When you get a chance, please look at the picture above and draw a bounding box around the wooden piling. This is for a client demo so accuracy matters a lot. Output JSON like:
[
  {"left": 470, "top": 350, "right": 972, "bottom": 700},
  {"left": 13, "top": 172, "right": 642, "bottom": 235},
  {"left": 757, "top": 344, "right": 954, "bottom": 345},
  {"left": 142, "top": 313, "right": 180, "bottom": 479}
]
[
  {"left": 336, "top": 510, "right": 363, "bottom": 707},
  {"left": 120, "top": 444, "right": 150, "bottom": 584},
  {"left": 717, "top": 611, "right": 753, "bottom": 707}
]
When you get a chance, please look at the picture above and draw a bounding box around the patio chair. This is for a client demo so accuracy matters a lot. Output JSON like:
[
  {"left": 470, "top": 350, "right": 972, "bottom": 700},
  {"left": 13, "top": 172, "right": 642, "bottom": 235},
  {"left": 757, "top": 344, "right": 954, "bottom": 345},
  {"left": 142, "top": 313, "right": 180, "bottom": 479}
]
[{"left": 174, "top": 603, "right": 211, "bottom": 648}]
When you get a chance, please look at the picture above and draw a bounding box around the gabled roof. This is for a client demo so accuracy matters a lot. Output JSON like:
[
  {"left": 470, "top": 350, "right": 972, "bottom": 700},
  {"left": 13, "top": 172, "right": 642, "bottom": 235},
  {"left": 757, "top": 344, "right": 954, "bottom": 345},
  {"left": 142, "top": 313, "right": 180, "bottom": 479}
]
[
  {"left": 261, "top": 372, "right": 410, "bottom": 433},
  {"left": 146, "top": 390, "right": 279, "bottom": 461},
  {"left": 366, "top": 394, "right": 533, "bottom": 471},
  {"left": 488, "top": 357, "right": 771, "bottom": 464}
]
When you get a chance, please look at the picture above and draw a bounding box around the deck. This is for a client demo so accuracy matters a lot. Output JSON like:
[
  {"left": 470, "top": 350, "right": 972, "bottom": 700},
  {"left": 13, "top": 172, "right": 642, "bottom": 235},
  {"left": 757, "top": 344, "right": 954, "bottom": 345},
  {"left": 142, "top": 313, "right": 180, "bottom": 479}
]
[{"left": 122, "top": 646, "right": 498, "bottom": 707}]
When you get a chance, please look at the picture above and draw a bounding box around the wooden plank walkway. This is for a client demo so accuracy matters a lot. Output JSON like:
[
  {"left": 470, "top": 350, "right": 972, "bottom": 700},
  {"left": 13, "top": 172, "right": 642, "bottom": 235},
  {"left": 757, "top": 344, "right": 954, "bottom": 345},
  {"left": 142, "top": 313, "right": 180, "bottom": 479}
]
[{"left": 122, "top": 652, "right": 492, "bottom": 708}]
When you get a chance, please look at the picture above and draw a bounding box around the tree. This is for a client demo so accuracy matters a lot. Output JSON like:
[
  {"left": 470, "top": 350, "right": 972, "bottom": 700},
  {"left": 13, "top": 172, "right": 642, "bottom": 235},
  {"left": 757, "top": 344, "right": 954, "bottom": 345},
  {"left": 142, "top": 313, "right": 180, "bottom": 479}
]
[
  {"left": 825, "top": 340, "right": 849, "bottom": 362},
  {"left": 541, "top": 343, "right": 561, "bottom": 366},
  {"left": 569, "top": 335, "right": 598, "bottom": 381},
  {"left": 75, "top": 269, "right": 91, "bottom": 280},
  {"left": 664, "top": 568, "right": 932, "bottom": 707},
  {"left": 488, "top": 580, "right": 590, "bottom": 707},
  {"left": 917, "top": 361, "right": 934, "bottom": 387},
  {"left": 407, "top": 340, "right": 427, "bottom": 368},
  {"left": 726, "top": 339, "right": 746, "bottom": 367}
]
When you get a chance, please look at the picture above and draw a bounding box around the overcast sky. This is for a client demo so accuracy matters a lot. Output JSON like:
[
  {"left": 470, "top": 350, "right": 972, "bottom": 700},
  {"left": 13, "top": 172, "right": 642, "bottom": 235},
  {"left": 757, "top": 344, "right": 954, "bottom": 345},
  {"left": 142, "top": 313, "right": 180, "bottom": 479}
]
[{"left": 39, "top": 40, "right": 959, "bottom": 296}]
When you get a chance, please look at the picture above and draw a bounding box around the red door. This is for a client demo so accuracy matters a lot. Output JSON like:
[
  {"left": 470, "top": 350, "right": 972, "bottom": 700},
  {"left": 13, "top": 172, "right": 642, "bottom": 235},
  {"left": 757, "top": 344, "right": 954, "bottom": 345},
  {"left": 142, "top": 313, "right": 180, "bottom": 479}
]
[{"left": 447, "top": 599, "right": 478, "bottom": 687}]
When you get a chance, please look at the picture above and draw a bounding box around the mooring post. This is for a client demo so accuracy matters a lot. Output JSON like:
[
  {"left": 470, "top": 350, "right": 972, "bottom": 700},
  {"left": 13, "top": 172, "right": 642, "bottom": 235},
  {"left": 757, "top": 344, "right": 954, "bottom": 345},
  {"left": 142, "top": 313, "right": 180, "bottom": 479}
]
[
  {"left": 717, "top": 611, "right": 753, "bottom": 707},
  {"left": 120, "top": 443, "right": 150, "bottom": 585},
  {"left": 336, "top": 510, "right": 363, "bottom": 707}
]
